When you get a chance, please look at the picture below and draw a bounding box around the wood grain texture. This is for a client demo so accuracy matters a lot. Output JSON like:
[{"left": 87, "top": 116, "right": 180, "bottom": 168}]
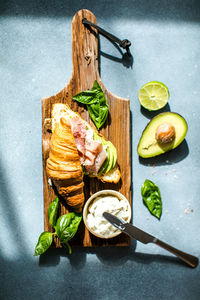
[{"left": 42, "top": 9, "right": 131, "bottom": 247}]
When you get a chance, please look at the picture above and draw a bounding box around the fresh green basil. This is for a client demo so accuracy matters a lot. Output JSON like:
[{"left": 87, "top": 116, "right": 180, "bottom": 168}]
[
  {"left": 34, "top": 203, "right": 82, "bottom": 256},
  {"left": 48, "top": 197, "right": 59, "bottom": 228},
  {"left": 72, "top": 90, "right": 97, "bottom": 104},
  {"left": 34, "top": 232, "right": 53, "bottom": 256},
  {"left": 73, "top": 80, "right": 109, "bottom": 130},
  {"left": 141, "top": 179, "right": 162, "bottom": 219},
  {"left": 55, "top": 212, "right": 82, "bottom": 245}
]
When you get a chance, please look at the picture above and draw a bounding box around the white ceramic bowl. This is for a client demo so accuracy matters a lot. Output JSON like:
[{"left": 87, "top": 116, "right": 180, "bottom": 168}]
[{"left": 83, "top": 190, "right": 131, "bottom": 239}]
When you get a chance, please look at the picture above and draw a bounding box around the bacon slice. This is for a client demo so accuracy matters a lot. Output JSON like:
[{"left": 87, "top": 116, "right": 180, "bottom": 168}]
[
  {"left": 70, "top": 117, "right": 86, "bottom": 164},
  {"left": 94, "top": 148, "right": 107, "bottom": 173},
  {"left": 69, "top": 117, "right": 107, "bottom": 174},
  {"left": 70, "top": 117, "right": 86, "bottom": 153},
  {"left": 86, "top": 147, "right": 107, "bottom": 174}
]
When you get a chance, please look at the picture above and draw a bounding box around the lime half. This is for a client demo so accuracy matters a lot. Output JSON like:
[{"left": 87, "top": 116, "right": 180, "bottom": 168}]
[{"left": 138, "top": 81, "right": 169, "bottom": 111}]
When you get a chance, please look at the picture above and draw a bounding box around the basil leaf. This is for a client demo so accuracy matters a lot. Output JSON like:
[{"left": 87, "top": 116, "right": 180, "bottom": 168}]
[
  {"left": 73, "top": 80, "right": 109, "bottom": 130},
  {"left": 48, "top": 197, "right": 59, "bottom": 228},
  {"left": 90, "top": 80, "right": 109, "bottom": 129},
  {"left": 34, "top": 232, "right": 53, "bottom": 256},
  {"left": 72, "top": 91, "right": 97, "bottom": 104},
  {"left": 91, "top": 79, "right": 100, "bottom": 91},
  {"left": 87, "top": 103, "right": 101, "bottom": 129},
  {"left": 55, "top": 212, "right": 82, "bottom": 244},
  {"left": 141, "top": 179, "right": 162, "bottom": 219}
]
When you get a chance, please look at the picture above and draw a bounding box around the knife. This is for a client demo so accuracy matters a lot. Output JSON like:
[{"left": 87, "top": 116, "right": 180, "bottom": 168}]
[{"left": 103, "top": 212, "right": 199, "bottom": 268}]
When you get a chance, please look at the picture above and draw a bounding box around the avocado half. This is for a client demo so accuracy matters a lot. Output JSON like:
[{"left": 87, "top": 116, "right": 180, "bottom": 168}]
[{"left": 137, "top": 112, "right": 188, "bottom": 158}]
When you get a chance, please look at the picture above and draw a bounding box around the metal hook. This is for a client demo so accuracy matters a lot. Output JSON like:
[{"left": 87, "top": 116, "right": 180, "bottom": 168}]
[{"left": 82, "top": 18, "right": 132, "bottom": 56}]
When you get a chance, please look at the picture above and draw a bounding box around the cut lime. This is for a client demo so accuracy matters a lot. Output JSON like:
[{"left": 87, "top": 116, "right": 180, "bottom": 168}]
[{"left": 138, "top": 81, "right": 169, "bottom": 111}]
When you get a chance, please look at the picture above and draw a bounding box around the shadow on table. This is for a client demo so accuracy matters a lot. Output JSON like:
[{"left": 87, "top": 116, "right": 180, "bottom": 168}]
[
  {"left": 98, "top": 35, "right": 134, "bottom": 72},
  {"left": 0, "top": 156, "right": 29, "bottom": 259},
  {"left": 39, "top": 236, "right": 188, "bottom": 269},
  {"left": 1, "top": 0, "right": 200, "bottom": 23},
  {"left": 140, "top": 103, "right": 171, "bottom": 119}
]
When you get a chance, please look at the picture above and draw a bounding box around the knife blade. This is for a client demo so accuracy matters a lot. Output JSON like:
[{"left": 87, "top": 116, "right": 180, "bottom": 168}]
[
  {"left": 103, "top": 212, "right": 155, "bottom": 244},
  {"left": 103, "top": 212, "right": 199, "bottom": 268}
]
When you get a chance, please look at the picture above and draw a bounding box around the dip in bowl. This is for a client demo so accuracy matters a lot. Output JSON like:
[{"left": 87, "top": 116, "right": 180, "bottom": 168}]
[{"left": 83, "top": 190, "right": 131, "bottom": 239}]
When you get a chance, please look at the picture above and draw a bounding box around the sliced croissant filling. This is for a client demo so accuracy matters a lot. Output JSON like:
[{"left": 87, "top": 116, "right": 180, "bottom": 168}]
[{"left": 69, "top": 116, "right": 107, "bottom": 174}]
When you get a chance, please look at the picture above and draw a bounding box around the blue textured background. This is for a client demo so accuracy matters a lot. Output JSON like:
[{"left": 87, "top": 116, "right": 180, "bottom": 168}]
[{"left": 0, "top": 1, "right": 200, "bottom": 299}]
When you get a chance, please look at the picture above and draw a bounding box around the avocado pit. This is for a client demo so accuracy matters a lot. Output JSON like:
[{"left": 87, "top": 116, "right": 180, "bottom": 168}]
[{"left": 155, "top": 122, "right": 176, "bottom": 144}]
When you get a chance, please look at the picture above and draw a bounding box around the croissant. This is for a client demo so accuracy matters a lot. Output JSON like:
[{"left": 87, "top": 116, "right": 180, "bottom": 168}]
[
  {"left": 51, "top": 103, "right": 121, "bottom": 183},
  {"left": 46, "top": 117, "right": 84, "bottom": 212}
]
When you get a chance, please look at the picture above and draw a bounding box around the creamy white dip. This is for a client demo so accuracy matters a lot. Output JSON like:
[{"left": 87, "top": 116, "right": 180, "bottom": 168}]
[{"left": 86, "top": 195, "right": 130, "bottom": 238}]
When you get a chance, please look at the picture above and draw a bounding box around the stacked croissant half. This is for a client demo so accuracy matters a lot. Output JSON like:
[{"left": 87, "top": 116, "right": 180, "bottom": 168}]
[
  {"left": 46, "top": 103, "right": 121, "bottom": 212},
  {"left": 46, "top": 117, "right": 85, "bottom": 212}
]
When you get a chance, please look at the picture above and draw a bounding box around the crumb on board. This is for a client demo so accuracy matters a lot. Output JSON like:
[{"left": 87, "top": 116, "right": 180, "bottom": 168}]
[{"left": 174, "top": 175, "right": 178, "bottom": 179}]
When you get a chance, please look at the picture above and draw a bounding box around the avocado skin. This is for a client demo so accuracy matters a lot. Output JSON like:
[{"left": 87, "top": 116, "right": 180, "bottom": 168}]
[{"left": 137, "top": 112, "right": 188, "bottom": 158}]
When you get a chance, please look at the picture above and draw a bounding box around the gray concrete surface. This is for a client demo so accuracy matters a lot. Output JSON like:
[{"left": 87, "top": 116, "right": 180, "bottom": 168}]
[{"left": 0, "top": 0, "right": 200, "bottom": 299}]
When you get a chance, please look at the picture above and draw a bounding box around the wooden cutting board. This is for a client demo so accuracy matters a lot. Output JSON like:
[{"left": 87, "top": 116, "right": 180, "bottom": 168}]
[{"left": 42, "top": 9, "right": 131, "bottom": 247}]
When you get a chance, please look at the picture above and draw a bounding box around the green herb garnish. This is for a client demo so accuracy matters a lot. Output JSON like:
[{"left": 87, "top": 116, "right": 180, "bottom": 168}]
[
  {"left": 73, "top": 80, "right": 109, "bottom": 130},
  {"left": 55, "top": 213, "right": 82, "bottom": 255},
  {"left": 34, "top": 197, "right": 82, "bottom": 256},
  {"left": 48, "top": 196, "right": 59, "bottom": 228},
  {"left": 34, "top": 232, "right": 53, "bottom": 256},
  {"left": 141, "top": 179, "right": 162, "bottom": 219}
]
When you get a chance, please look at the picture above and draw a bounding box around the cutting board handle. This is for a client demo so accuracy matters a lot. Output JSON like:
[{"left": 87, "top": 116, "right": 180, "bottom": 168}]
[{"left": 71, "top": 9, "right": 100, "bottom": 91}]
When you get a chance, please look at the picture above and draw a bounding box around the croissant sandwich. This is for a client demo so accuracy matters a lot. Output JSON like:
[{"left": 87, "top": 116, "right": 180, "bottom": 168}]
[
  {"left": 50, "top": 103, "right": 121, "bottom": 184},
  {"left": 46, "top": 117, "right": 84, "bottom": 212},
  {"left": 46, "top": 103, "right": 121, "bottom": 212}
]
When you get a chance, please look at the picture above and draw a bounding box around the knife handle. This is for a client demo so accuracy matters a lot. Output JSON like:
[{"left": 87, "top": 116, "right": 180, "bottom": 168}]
[{"left": 153, "top": 238, "right": 199, "bottom": 268}]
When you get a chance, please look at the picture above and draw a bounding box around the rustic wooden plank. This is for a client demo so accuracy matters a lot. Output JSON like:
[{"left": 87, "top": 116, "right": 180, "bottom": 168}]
[{"left": 42, "top": 9, "right": 131, "bottom": 247}]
